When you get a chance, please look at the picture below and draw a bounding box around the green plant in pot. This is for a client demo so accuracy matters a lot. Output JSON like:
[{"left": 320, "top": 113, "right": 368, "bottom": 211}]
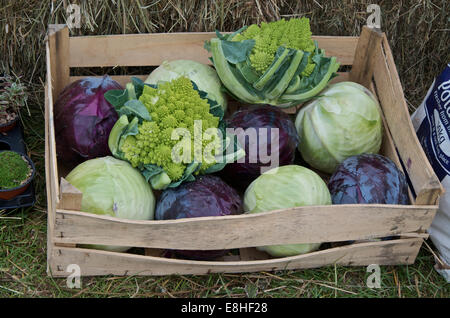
[
  {"left": 0, "top": 150, "right": 35, "bottom": 200},
  {"left": 0, "top": 74, "right": 28, "bottom": 133}
]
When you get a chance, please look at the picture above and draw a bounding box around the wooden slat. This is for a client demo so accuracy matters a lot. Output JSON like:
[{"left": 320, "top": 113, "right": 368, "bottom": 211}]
[
  {"left": 68, "top": 72, "right": 350, "bottom": 116},
  {"left": 48, "top": 25, "right": 70, "bottom": 101},
  {"left": 69, "top": 75, "right": 147, "bottom": 88},
  {"left": 57, "top": 178, "right": 82, "bottom": 211},
  {"left": 369, "top": 81, "right": 416, "bottom": 204},
  {"left": 45, "top": 81, "right": 57, "bottom": 274},
  {"left": 239, "top": 248, "right": 270, "bottom": 261},
  {"left": 45, "top": 33, "right": 61, "bottom": 204},
  {"left": 349, "top": 26, "right": 383, "bottom": 87},
  {"left": 48, "top": 238, "right": 423, "bottom": 277},
  {"left": 69, "top": 72, "right": 350, "bottom": 89},
  {"left": 373, "top": 35, "right": 444, "bottom": 205},
  {"left": 53, "top": 205, "right": 435, "bottom": 249},
  {"left": 69, "top": 33, "right": 358, "bottom": 68}
]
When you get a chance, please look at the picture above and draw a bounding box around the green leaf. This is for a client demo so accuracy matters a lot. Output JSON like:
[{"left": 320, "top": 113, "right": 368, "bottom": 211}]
[
  {"left": 253, "top": 46, "right": 292, "bottom": 91},
  {"left": 236, "top": 59, "right": 260, "bottom": 84},
  {"left": 214, "top": 27, "right": 247, "bottom": 41},
  {"left": 121, "top": 117, "right": 139, "bottom": 139},
  {"left": 108, "top": 115, "right": 129, "bottom": 159},
  {"left": 285, "top": 52, "right": 311, "bottom": 93},
  {"left": 208, "top": 100, "right": 224, "bottom": 121},
  {"left": 141, "top": 165, "right": 172, "bottom": 190},
  {"left": 209, "top": 38, "right": 262, "bottom": 104},
  {"left": 167, "top": 161, "right": 201, "bottom": 188},
  {"left": 141, "top": 165, "right": 173, "bottom": 190},
  {"left": 282, "top": 57, "right": 340, "bottom": 102},
  {"left": 117, "top": 100, "right": 151, "bottom": 121},
  {"left": 265, "top": 50, "right": 304, "bottom": 100},
  {"left": 204, "top": 40, "right": 211, "bottom": 52},
  {"left": 227, "top": 26, "right": 248, "bottom": 40},
  {"left": 104, "top": 89, "right": 129, "bottom": 109},
  {"left": 108, "top": 116, "right": 139, "bottom": 161},
  {"left": 150, "top": 172, "right": 172, "bottom": 190},
  {"left": 215, "top": 30, "right": 228, "bottom": 41},
  {"left": 204, "top": 134, "right": 246, "bottom": 174},
  {"left": 141, "top": 164, "right": 165, "bottom": 182},
  {"left": 221, "top": 39, "right": 255, "bottom": 64},
  {"left": 141, "top": 161, "right": 202, "bottom": 190},
  {"left": 126, "top": 83, "right": 137, "bottom": 100},
  {"left": 131, "top": 77, "right": 145, "bottom": 98}
]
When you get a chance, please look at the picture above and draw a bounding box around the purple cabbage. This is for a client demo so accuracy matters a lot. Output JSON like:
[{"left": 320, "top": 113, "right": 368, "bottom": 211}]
[
  {"left": 155, "top": 175, "right": 242, "bottom": 260},
  {"left": 54, "top": 76, "right": 122, "bottom": 166},
  {"left": 328, "top": 154, "right": 410, "bottom": 205},
  {"left": 222, "top": 105, "right": 299, "bottom": 190}
]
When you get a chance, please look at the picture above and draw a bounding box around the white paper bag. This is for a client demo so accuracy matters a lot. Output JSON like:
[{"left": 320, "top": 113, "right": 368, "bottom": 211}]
[{"left": 411, "top": 63, "right": 450, "bottom": 282}]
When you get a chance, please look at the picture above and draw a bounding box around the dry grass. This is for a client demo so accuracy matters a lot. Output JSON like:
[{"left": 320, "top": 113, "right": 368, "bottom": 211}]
[
  {"left": 0, "top": 0, "right": 449, "bottom": 298},
  {"left": 1, "top": 0, "right": 448, "bottom": 107}
]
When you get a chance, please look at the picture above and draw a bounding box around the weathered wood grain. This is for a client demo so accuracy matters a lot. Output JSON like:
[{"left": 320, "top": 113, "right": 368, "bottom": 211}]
[
  {"left": 53, "top": 205, "right": 434, "bottom": 249},
  {"left": 373, "top": 35, "right": 444, "bottom": 205},
  {"left": 48, "top": 238, "right": 423, "bottom": 277},
  {"left": 69, "top": 33, "right": 358, "bottom": 68},
  {"left": 349, "top": 26, "right": 383, "bottom": 87}
]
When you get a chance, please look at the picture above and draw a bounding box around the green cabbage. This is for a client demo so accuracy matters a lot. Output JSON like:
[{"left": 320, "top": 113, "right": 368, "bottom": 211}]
[
  {"left": 295, "top": 81, "right": 383, "bottom": 174},
  {"left": 66, "top": 156, "right": 155, "bottom": 252},
  {"left": 145, "top": 59, "right": 228, "bottom": 112},
  {"left": 243, "top": 165, "right": 331, "bottom": 257}
]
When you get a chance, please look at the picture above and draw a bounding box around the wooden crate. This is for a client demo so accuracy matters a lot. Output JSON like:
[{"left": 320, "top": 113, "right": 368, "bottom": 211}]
[{"left": 45, "top": 24, "right": 444, "bottom": 277}]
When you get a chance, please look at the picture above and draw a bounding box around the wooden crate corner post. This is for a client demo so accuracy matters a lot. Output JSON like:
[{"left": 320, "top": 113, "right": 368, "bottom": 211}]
[
  {"left": 58, "top": 178, "right": 82, "bottom": 211},
  {"left": 46, "top": 24, "right": 73, "bottom": 276},
  {"left": 349, "top": 26, "right": 383, "bottom": 88},
  {"left": 370, "top": 32, "right": 444, "bottom": 206},
  {"left": 47, "top": 25, "right": 70, "bottom": 100}
]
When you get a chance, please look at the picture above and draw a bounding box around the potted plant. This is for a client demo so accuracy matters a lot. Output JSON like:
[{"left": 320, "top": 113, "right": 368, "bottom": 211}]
[
  {"left": 0, "top": 150, "right": 35, "bottom": 200},
  {"left": 0, "top": 75, "right": 28, "bottom": 133}
]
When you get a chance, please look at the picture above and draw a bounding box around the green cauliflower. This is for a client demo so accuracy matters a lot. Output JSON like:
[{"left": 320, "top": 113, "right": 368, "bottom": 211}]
[
  {"left": 232, "top": 18, "right": 316, "bottom": 76},
  {"left": 106, "top": 76, "right": 239, "bottom": 190},
  {"left": 205, "top": 17, "right": 340, "bottom": 107}
]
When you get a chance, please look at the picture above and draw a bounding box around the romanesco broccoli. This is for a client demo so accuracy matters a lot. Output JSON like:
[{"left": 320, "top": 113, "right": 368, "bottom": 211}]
[
  {"left": 120, "top": 77, "right": 221, "bottom": 182},
  {"left": 232, "top": 18, "right": 316, "bottom": 76}
]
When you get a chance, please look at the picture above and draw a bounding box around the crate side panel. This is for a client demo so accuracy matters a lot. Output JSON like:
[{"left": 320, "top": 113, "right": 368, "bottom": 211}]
[
  {"left": 53, "top": 205, "right": 435, "bottom": 249},
  {"left": 48, "top": 25, "right": 70, "bottom": 101},
  {"left": 349, "top": 26, "right": 383, "bottom": 88},
  {"left": 369, "top": 81, "right": 416, "bottom": 203},
  {"left": 69, "top": 72, "right": 350, "bottom": 95},
  {"left": 373, "top": 36, "right": 443, "bottom": 205},
  {"left": 68, "top": 33, "right": 358, "bottom": 67},
  {"left": 49, "top": 238, "right": 423, "bottom": 277},
  {"left": 45, "top": 83, "right": 57, "bottom": 275}
]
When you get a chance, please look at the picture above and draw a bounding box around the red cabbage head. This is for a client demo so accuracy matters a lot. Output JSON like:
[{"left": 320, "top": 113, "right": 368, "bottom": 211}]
[{"left": 54, "top": 76, "right": 122, "bottom": 166}]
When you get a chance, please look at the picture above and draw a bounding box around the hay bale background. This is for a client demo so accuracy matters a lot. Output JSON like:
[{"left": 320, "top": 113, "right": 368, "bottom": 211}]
[
  {"left": 0, "top": 0, "right": 448, "bottom": 207},
  {"left": 1, "top": 0, "right": 448, "bottom": 109}
]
